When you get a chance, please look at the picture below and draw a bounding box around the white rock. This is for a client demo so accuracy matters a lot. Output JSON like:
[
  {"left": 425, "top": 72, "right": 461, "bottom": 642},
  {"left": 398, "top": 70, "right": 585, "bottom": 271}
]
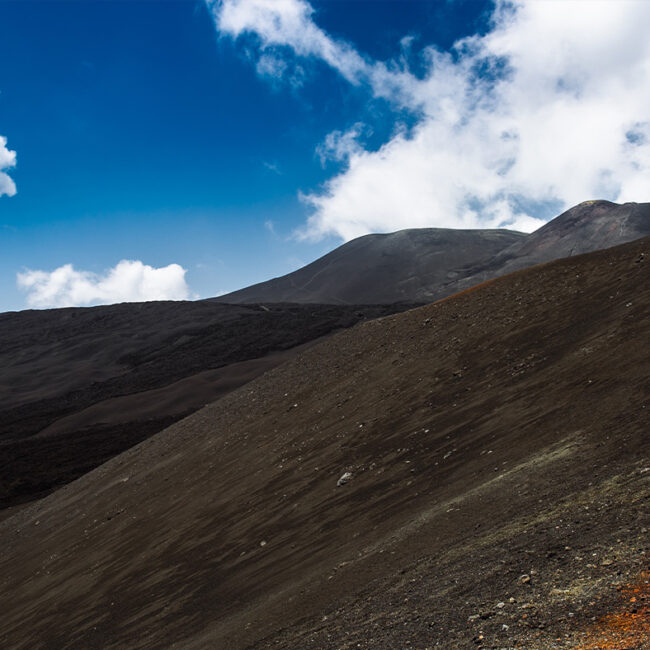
[{"left": 337, "top": 472, "right": 353, "bottom": 486}]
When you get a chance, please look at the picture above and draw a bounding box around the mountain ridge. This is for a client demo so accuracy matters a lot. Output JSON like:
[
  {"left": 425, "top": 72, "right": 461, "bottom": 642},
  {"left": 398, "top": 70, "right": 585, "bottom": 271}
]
[
  {"left": 214, "top": 227, "right": 524, "bottom": 304},
  {"left": 216, "top": 200, "right": 650, "bottom": 304}
]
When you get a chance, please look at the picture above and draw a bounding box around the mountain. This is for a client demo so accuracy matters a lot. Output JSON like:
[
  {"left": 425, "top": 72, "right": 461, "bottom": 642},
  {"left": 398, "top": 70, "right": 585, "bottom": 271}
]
[
  {"left": 1, "top": 236, "right": 647, "bottom": 649},
  {"left": 3, "top": 200, "right": 648, "bottom": 515},
  {"left": 452, "top": 199, "right": 650, "bottom": 291},
  {"left": 216, "top": 228, "right": 525, "bottom": 304},
  {"left": 217, "top": 200, "right": 650, "bottom": 304},
  {"left": 0, "top": 301, "right": 415, "bottom": 514}
]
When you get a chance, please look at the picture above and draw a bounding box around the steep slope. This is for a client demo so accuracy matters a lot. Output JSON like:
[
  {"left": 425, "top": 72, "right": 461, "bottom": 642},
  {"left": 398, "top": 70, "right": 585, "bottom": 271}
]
[
  {"left": 0, "top": 301, "right": 413, "bottom": 512},
  {"left": 0, "top": 237, "right": 647, "bottom": 649},
  {"left": 452, "top": 200, "right": 650, "bottom": 291},
  {"left": 217, "top": 200, "right": 650, "bottom": 305},
  {"left": 216, "top": 228, "right": 524, "bottom": 304}
]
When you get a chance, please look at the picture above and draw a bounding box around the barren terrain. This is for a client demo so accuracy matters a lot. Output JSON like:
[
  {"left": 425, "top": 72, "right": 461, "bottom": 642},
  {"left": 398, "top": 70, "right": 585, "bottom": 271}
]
[
  {"left": 0, "top": 237, "right": 647, "bottom": 649},
  {"left": 0, "top": 302, "right": 414, "bottom": 512},
  {"left": 218, "top": 200, "right": 650, "bottom": 305}
]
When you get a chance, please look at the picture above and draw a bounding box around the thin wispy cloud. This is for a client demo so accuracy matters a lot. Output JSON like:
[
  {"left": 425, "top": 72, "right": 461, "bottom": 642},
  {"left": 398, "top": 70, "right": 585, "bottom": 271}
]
[
  {"left": 263, "top": 160, "right": 282, "bottom": 175},
  {"left": 212, "top": 0, "right": 368, "bottom": 85},
  {"left": 0, "top": 135, "right": 17, "bottom": 198},
  {"left": 210, "top": 0, "right": 650, "bottom": 241},
  {"left": 17, "top": 260, "right": 193, "bottom": 309}
]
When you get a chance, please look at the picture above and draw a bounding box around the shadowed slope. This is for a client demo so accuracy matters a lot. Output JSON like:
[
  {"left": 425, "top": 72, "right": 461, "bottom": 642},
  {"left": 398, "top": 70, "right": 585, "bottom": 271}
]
[
  {"left": 0, "top": 238, "right": 648, "bottom": 649},
  {"left": 0, "top": 301, "right": 413, "bottom": 511}
]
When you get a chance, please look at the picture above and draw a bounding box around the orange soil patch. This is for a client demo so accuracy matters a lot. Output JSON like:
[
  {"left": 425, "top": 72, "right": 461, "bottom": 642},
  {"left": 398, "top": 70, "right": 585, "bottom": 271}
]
[{"left": 573, "top": 571, "right": 650, "bottom": 650}]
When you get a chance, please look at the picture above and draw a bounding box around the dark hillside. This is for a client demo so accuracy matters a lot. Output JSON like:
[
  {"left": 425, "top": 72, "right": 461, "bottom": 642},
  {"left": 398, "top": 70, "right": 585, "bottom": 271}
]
[
  {"left": 0, "top": 237, "right": 647, "bottom": 649},
  {"left": 217, "top": 201, "right": 650, "bottom": 305},
  {"left": 216, "top": 228, "right": 524, "bottom": 304},
  {"left": 0, "top": 301, "right": 414, "bottom": 512},
  {"left": 452, "top": 199, "right": 650, "bottom": 291}
]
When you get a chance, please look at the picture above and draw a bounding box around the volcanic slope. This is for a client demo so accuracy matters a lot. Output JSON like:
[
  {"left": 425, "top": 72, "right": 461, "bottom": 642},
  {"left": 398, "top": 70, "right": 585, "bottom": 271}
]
[
  {"left": 217, "top": 200, "right": 650, "bottom": 305},
  {"left": 0, "top": 238, "right": 648, "bottom": 649},
  {"left": 453, "top": 199, "right": 650, "bottom": 291},
  {"left": 0, "top": 301, "right": 413, "bottom": 513},
  {"left": 216, "top": 227, "right": 524, "bottom": 304}
]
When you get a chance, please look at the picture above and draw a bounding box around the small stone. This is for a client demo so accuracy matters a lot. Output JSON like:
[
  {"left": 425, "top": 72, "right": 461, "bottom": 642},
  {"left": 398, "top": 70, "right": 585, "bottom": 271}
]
[
  {"left": 259, "top": 540, "right": 267, "bottom": 547},
  {"left": 496, "top": 602, "right": 505, "bottom": 609},
  {"left": 337, "top": 471, "right": 353, "bottom": 486},
  {"left": 519, "top": 574, "right": 531, "bottom": 584}
]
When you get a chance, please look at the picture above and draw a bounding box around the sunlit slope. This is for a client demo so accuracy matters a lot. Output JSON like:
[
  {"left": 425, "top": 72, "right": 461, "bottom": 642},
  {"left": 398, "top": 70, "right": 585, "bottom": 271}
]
[
  {"left": 216, "top": 227, "right": 524, "bottom": 304},
  {"left": 454, "top": 199, "right": 650, "bottom": 290},
  {"left": 0, "top": 237, "right": 648, "bottom": 649}
]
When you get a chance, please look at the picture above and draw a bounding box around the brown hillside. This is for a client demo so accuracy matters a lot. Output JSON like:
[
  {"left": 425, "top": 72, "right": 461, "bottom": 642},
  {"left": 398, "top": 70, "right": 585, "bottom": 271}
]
[
  {"left": 0, "top": 237, "right": 648, "bottom": 649},
  {"left": 0, "top": 302, "right": 412, "bottom": 512}
]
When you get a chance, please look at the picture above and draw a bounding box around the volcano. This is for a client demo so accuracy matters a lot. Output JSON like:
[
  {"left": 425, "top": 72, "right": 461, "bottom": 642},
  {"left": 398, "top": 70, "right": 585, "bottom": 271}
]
[
  {"left": 0, "top": 236, "right": 647, "bottom": 649},
  {"left": 217, "top": 200, "right": 650, "bottom": 305}
]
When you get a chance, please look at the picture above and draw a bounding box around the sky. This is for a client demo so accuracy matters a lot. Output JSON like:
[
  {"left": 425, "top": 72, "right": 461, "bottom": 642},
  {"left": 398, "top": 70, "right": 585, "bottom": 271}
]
[{"left": 1, "top": 0, "right": 649, "bottom": 312}]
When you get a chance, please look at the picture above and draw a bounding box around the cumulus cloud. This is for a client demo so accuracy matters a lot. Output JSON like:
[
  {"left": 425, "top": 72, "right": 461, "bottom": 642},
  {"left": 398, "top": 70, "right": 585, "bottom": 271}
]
[
  {"left": 17, "top": 260, "right": 192, "bottom": 309},
  {"left": 212, "top": 0, "right": 650, "bottom": 240},
  {"left": 0, "top": 135, "right": 17, "bottom": 198}
]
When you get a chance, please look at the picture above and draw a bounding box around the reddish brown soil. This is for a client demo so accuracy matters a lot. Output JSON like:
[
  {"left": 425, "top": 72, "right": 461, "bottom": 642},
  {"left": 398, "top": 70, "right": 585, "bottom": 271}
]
[
  {"left": 0, "top": 238, "right": 648, "bottom": 649},
  {"left": 573, "top": 571, "right": 649, "bottom": 649}
]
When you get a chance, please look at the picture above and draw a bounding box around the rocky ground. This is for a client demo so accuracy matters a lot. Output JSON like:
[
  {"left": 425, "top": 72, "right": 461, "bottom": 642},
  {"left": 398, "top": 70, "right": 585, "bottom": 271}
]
[
  {"left": 0, "top": 237, "right": 647, "bottom": 649},
  {"left": 0, "top": 301, "right": 415, "bottom": 512}
]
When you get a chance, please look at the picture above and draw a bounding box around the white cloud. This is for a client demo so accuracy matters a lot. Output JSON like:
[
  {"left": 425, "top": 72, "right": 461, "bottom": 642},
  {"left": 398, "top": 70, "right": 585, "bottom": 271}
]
[
  {"left": 0, "top": 135, "right": 17, "bottom": 198},
  {"left": 211, "top": 0, "right": 650, "bottom": 241},
  {"left": 17, "top": 260, "right": 192, "bottom": 309},
  {"left": 211, "top": 0, "right": 368, "bottom": 84},
  {"left": 256, "top": 52, "right": 288, "bottom": 80},
  {"left": 316, "top": 123, "right": 366, "bottom": 166}
]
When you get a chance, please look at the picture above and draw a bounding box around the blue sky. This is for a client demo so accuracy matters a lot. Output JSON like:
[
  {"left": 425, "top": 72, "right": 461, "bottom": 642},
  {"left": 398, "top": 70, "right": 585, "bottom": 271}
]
[{"left": 1, "top": 0, "right": 649, "bottom": 311}]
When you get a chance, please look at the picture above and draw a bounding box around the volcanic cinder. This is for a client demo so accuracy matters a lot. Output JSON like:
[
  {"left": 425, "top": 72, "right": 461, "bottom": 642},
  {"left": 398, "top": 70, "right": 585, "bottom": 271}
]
[
  {"left": 0, "top": 236, "right": 648, "bottom": 649},
  {"left": 0, "top": 302, "right": 415, "bottom": 513},
  {"left": 2, "top": 200, "right": 648, "bottom": 519}
]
